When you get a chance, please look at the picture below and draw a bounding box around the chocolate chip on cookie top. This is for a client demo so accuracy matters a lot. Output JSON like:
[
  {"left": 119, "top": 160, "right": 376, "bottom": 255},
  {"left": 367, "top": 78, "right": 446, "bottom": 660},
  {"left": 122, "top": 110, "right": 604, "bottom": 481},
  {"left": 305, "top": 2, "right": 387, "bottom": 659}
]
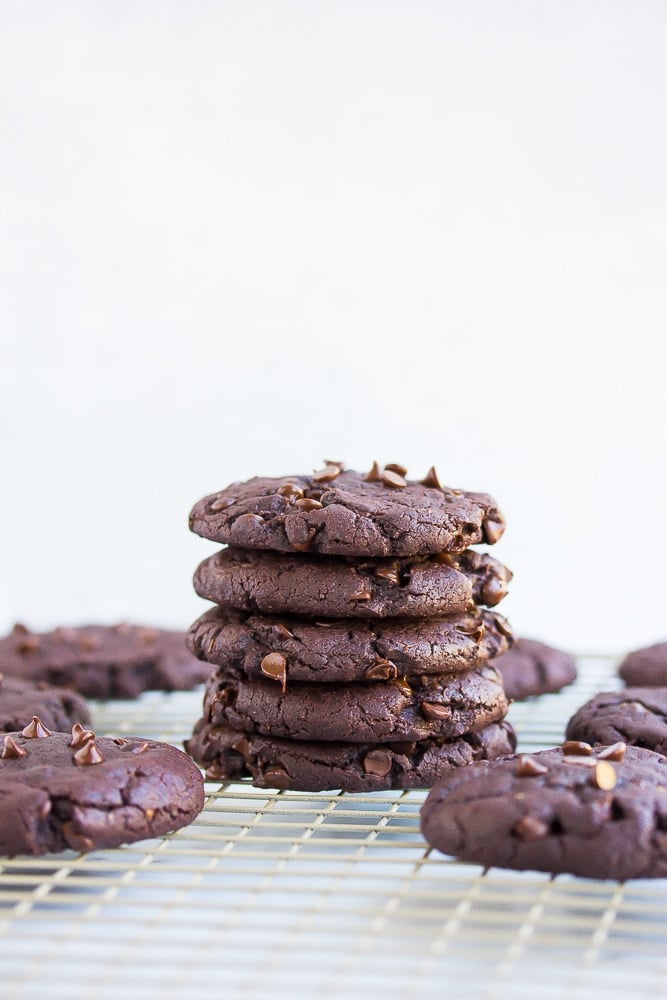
[
  {"left": 421, "top": 743, "right": 667, "bottom": 880},
  {"left": 0, "top": 726, "right": 205, "bottom": 856},
  {"left": 189, "top": 462, "right": 506, "bottom": 558}
]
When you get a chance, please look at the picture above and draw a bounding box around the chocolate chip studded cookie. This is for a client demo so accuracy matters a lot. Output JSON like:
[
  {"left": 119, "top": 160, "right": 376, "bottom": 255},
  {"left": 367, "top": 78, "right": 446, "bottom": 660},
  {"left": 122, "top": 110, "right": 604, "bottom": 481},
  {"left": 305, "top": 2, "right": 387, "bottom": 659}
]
[
  {"left": 196, "top": 664, "right": 507, "bottom": 743},
  {"left": 193, "top": 547, "right": 511, "bottom": 619},
  {"left": 421, "top": 743, "right": 667, "bottom": 879},
  {"left": 189, "top": 464, "right": 505, "bottom": 558},
  {"left": 492, "top": 638, "right": 577, "bottom": 700},
  {"left": 188, "top": 606, "right": 512, "bottom": 684},
  {"left": 619, "top": 642, "right": 667, "bottom": 687},
  {"left": 0, "top": 624, "right": 209, "bottom": 699},
  {"left": 566, "top": 688, "right": 667, "bottom": 756},
  {"left": 0, "top": 675, "right": 91, "bottom": 734},
  {"left": 0, "top": 724, "right": 205, "bottom": 856},
  {"left": 186, "top": 720, "right": 517, "bottom": 792}
]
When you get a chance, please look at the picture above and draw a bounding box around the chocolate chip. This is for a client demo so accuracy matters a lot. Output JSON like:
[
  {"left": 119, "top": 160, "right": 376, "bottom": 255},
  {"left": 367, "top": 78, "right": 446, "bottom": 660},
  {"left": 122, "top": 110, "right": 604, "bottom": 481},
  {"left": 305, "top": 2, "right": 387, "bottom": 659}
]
[
  {"left": 323, "top": 460, "right": 345, "bottom": 470},
  {"left": 292, "top": 528, "right": 317, "bottom": 552},
  {"left": 61, "top": 822, "right": 94, "bottom": 853},
  {"left": 16, "top": 635, "right": 40, "bottom": 655},
  {"left": 421, "top": 701, "right": 450, "bottom": 721},
  {"left": 2, "top": 735, "right": 27, "bottom": 759},
  {"left": 54, "top": 627, "right": 78, "bottom": 643},
  {"left": 515, "top": 755, "right": 548, "bottom": 777},
  {"left": 562, "top": 740, "right": 594, "bottom": 756},
  {"left": 394, "top": 677, "right": 413, "bottom": 697},
  {"left": 365, "top": 659, "right": 398, "bottom": 681},
  {"left": 495, "top": 616, "right": 513, "bottom": 639},
  {"left": 392, "top": 741, "right": 417, "bottom": 755},
  {"left": 590, "top": 761, "right": 617, "bottom": 790},
  {"left": 563, "top": 755, "right": 598, "bottom": 768},
  {"left": 145, "top": 808, "right": 156, "bottom": 822},
  {"left": 482, "top": 517, "right": 505, "bottom": 545},
  {"left": 455, "top": 622, "right": 485, "bottom": 642},
  {"left": 277, "top": 483, "right": 305, "bottom": 501},
  {"left": 79, "top": 634, "right": 101, "bottom": 652},
  {"left": 208, "top": 495, "right": 236, "bottom": 513},
  {"left": 514, "top": 815, "right": 550, "bottom": 841},
  {"left": 312, "top": 465, "right": 341, "bottom": 482},
  {"left": 11, "top": 623, "right": 30, "bottom": 636},
  {"left": 384, "top": 463, "right": 408, "bottom": 477},
  {"left": 294, "top": 498, "right": 323, "bottom": 511},
  {"left": 260, "top": 652, "right": 287, "bottom": 692},
  {"left": 374, "top": 563, "right": 400, "bottom": 585},
  {"left": 263, "top": 767, "right": 291, "bottom": 788},
  {"left": 113, "top": 737, "right": 130, "bottom": 747},
  {"left": 350, "top": 588, "right": 372, "bottom": 601},
  {"left": 69, "top": 723, "right": 96, "bottom": 750},
  {"left": 273, "top": 623, "right": 294, "bottom": 640},
  {"left": 420, "top": 466, "right": 443, "bottom": 489},
  {"left": 481, "top": 575, "right": 508, "bottom": 606},
  {"left": 132, "top": 742, "right": 150, "bottom": 754},
  {"left": 381, "top": 469, "right": 407, "bottom": 488},
  {"left": 363, "top": 750, "right": 393, "bottom": 777},
  {"left": 73, "top": 739, "right": 103, "bottom": 766},
  {"left": 363, "top": 461, "right": 382, "bottom": 482},
  {"left": 232, "top": 735, "right": 251, "bottom": 757},
  {"left": 21, "top": 716, "right": 51, "bottom": 739},
  {"left": 597, "top": 742, "right": 627, "bottom": 762}
]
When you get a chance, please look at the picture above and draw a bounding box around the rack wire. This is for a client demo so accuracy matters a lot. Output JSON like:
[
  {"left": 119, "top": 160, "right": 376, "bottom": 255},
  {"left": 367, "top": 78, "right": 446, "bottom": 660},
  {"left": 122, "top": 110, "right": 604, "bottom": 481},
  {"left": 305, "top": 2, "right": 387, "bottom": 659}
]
[{"left": 1, "top": 655, "right": 665, "bottom": 1000}]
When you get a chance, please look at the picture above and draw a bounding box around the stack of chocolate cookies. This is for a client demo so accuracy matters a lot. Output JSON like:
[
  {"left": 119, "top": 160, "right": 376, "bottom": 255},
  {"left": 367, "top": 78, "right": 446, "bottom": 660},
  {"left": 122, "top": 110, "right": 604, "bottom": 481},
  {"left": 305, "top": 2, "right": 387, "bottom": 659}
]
[{"left": 186, "top": 462, "right": 516, "bottom": 792}]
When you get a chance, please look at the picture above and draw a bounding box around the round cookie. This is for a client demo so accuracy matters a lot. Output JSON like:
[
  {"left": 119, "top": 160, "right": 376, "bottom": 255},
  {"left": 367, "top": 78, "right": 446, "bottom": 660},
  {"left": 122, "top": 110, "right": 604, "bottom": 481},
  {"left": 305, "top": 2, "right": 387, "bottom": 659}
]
[
  {"left": 567, "top": 689, "right": 667, "bottom": 755},
  {"left": 193, "top": 548, "right": 512, "bottom": 620},
  {"left": 619, "top": 642, "right": 667, "bottom": 687},
  {"left": 188, "top": 606, "right": 513, "bottom": 684},
  {"left": 492, "top": 638, "right": 577, "bottom": 700},
  {"left": 420, "top": 744, "right": 667, "bottom": 880},
  {"left": 0, "top": 726, "right": 205, "bottom": 856},
  {"left": 186, "top": 720, "right": 517, "bottom": 792},
  {"left": 0, "top": 623, "right": 209, "bottom": 699},
  {"left": 189, "top": 464, "right": 506, "bottom": 558},
  {"left": 198, "top": 664, "right": 508, "bottom": 743},
  {"left": 0, "top": 675, "right": 91, "bottom": 734}
]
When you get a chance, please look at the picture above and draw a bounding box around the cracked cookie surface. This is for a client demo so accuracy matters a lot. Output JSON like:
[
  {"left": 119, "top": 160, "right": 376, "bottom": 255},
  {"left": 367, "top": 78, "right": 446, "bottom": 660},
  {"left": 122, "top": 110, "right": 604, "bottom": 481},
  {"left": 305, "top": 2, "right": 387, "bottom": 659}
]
[
  {"left": 194, "top": 547, "right": 511, "bottom": 619},
  {"left": 421, "top": 744, "right": 667, "bottom": 879},
  {"left": 0, "top": 729, "right": 204, "bottom": 856},
  {"left": 189, "top": 467, "right": 505, "bottom": 558},
  {"left": 188, "top": 606, "right": 513, "bottom": 683}
]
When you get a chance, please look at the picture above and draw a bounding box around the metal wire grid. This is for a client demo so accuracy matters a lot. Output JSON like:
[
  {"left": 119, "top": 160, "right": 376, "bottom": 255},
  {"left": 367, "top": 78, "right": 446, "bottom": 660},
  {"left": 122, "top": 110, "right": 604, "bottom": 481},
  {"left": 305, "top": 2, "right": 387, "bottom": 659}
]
[{"left": 1, "top": 655, "right": 666, "bottom": 1000}]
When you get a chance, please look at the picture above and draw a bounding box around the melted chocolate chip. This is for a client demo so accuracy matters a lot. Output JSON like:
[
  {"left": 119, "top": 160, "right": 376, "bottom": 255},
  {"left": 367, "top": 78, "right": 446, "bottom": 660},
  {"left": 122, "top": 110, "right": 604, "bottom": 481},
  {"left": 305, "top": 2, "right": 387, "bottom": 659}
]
[
  {"left": 482, "top": 517, "right": 505, "bottom": 545},
  {"left": 277, "top": 483, "right": 304, "bottom": 501},
  {"left": 421, "top": 701, "right": 450, "bottom": 721},
  {"left": 515, "top": 755, "right": 548, "bottom": 777},
  {"left": 374, "top": 563, "right": 400, "bottom": 586},
  {"left": 562, "top": 740, "right": 594, "bottom": 756},
  {"left": 260, "top": 652, "right": 288, "bottom": 692},
  {"left": 591, "top": 761, "right": 617, "bottom": 790},
  {"left": 365, "top": 659, "right": 398, "bottom": 681},
  {"left": 209, "top": 495, "right": 237, "bottom": 513},
  {"left": 514, "top": 815, "right": 549, "bottom": 841},
  {"left": 363, "top": 750, "right": 393, "bottom": 777},
  {"left": 294, "top": 498, "right": 323, "bottom": 511}
]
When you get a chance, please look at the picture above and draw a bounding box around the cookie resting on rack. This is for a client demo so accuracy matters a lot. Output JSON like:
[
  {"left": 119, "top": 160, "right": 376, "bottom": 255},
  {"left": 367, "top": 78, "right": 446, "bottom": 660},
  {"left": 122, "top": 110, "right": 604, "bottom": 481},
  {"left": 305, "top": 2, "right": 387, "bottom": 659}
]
[
  {"left": 492, "top": 638, "right": 576, "bottom": 700},
  {"left": 619, "top": 642, "right": 667, "bottom": 687},
  {"left": 566, "top": 688, "right": 667, "bottom": 756},
  {"left": 420, "top": 743, "right": 667, "bottom": 880},
  {"left": 0, "top": 623, "right": 209, "bottom": 699},
  {"left": 187, "top": 721, "right": 517, "bottom": 792},
  {"left": 0, "top": 674, "right": 91, "bottom": 734},
  {"left": 0, "top": 725, "right": 205, "bottom": 856},
  {"left": 189, "top": 463, "right": 505, "bottom": 558}
]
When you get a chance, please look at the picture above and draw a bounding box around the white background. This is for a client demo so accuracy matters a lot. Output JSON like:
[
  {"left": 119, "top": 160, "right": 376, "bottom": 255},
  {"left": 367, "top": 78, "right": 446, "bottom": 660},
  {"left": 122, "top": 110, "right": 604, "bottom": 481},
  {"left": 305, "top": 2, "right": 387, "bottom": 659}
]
[{"left": 1, "top": 1, "right": 665, "bottom": 653}]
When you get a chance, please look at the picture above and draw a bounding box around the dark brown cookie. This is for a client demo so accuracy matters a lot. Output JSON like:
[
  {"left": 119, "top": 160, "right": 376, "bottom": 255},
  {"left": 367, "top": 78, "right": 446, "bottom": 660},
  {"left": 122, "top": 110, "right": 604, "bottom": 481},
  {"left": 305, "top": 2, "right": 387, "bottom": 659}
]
[
  {"left": 186, "top": 720, "right": 517, "bottom": 792},
  {"left": 492, "top": 638, "right": 577, "bottom": 700},
  {"left": 0, "top": 675, "right": 91, "bottom": 733},
  {"left": 188, "top": 606, "right": 513, "bottom": 684},
  {"left": 193, "top": 547, "right": 511, "bottom": 620},
  {"left": 189, "top": 465, "right": 505, "bottom": 558},
  {"left": 196, "top": 664, "right": 507, "bottom": 743},
  {"left": 0, "top": 727, "right": 204, "bottom": 856},
  {"left": 566, "top": 689, "right": 667, "bottom": 755},
  {"left": 0, "top": 624, "right": 209, "bottom": 699},
  {"left": 619, "top": 642, "right": 667, "bottom": 687},
  {"left": 421, "top": 744, "right": 667, "bottom": 879}
]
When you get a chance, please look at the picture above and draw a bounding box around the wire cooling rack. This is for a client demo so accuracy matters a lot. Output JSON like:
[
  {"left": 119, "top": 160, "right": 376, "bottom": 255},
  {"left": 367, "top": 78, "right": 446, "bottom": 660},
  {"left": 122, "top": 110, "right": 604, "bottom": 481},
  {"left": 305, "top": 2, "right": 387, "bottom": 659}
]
[{"left": 2, "top": 655, "right": 666, "bottom": 1000}]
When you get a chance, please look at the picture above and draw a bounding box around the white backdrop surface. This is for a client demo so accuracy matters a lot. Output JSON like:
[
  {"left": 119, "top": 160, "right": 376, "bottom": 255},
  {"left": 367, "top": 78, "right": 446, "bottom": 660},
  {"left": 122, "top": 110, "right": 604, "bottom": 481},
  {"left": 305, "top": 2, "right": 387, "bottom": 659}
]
[{"left": 1, "top": 1, "right": 666, "bottom": 652}]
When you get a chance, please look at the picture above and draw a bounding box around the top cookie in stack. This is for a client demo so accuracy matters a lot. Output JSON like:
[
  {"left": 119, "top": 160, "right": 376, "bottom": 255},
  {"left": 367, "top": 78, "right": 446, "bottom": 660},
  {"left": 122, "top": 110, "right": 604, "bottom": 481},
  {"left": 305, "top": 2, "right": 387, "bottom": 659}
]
[{"left": 186, "top": 462, "right": 515, "bottom": 792}]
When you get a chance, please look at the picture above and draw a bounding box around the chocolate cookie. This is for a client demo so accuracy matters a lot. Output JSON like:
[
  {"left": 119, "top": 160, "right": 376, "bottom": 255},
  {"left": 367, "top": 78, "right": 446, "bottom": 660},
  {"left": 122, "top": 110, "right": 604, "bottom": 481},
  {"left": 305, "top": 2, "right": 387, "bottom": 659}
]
[
  {"left": 0, "top": 624, "right": 209, "bottom": 699},
  {"left": 189, "top": 464, "right": 505, "bottom": 558},
  {"left": 566, "top": 689, "right": 667, "bottom": 755},
  {"left": 188, "top": 606, "right": 513, "bottom": 684},
  {"left": 0, "top": 675, "right": 91, "bottom": 734},
  {"left": 0, "top": 726, "right": 205, "bottom": 856},
  {"left": 619, "top": 642, "right": 667, "bottom": 687},
  {"left": 193, "top": 548, "right": 511, "bottom": 620},
  {"left": 196, "top": 664, "right": 507, "bottom": 743},
  {"left": 421, "top": 744, "right": 667, "bottom": 879},
  {"left": 186, "top": 720, "right": 517, "bottom": 792},
  {"left": 492, "top": 638, "right": 577, "bottom": 700}
]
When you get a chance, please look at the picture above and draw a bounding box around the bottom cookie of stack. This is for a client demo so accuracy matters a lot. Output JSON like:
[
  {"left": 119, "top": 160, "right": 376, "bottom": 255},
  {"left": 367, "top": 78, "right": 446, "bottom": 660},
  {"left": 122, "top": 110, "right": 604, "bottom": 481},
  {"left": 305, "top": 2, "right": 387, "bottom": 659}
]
[{"left": 186, "top": 720, "right": 516, "bottom": 792}]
